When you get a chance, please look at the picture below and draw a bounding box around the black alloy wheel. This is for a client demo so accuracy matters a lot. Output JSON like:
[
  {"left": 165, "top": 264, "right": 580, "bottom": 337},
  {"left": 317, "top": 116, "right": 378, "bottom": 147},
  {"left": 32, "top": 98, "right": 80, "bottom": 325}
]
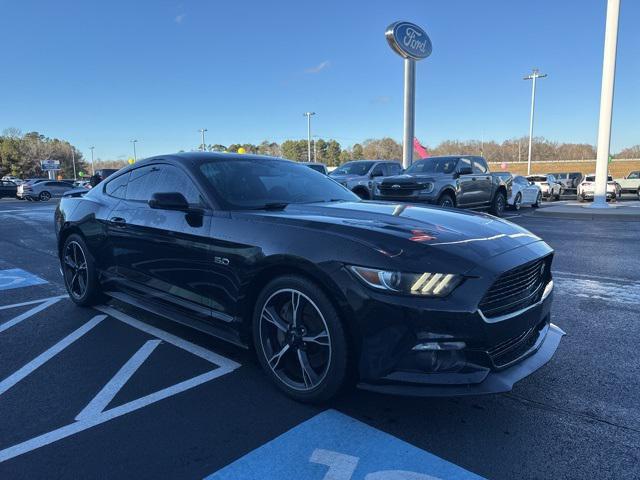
[
  {"left": 39, "top": 191, "right": 51, "bottom": 201},
  {"left": 513, "top": 193, "right": 522, "bottom": 211},
  {"left": 490, "top": 191, "right": 506, "bottom": 217},
  {"left": 253, "top": 275, "right": 349, "bottom": 403},
  {"left": 437, "top": 193, "right": 455, "bottom": 208},
  {"left": 62, "top": 234, "right": 104, "bottom": 306}
]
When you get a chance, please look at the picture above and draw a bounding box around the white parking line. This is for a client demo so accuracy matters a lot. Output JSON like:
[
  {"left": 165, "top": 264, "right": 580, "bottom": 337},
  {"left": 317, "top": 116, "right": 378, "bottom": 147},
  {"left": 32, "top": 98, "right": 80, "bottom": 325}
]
[
  {"left": 0, "top": 296, "right": 66, "bottom": 333},
  {"left": 75, "top": 339, "right": 161, "bottom": 421},
  {"left": 0, "top": 302, "right": 241, "bottom": 463},
  {"left": 0, "top": 315, "right": 106, "bottom": 396}
]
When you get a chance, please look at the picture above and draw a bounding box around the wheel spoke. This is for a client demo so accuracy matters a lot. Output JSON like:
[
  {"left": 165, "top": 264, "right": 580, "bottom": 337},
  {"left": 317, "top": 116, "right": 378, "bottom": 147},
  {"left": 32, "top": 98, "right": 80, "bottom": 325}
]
[
  {"left": 262, "top": 306, "right": 289, "bottom": 332},
  {"left": 64, "top": 255, "right": 76, "bottom": 269},
  {"left": 268, "top": 343, "right": 290, "bottom": 370},
  {"left": 290, "top": 290, "right": 301, "bottom": 327},
  {"left": 297, "top": 350, "right": 319, "bottom": 388},
  {"left": 77, "top": 272, "right": 87, "bottom": 294},
  {"left": 302, "top": 330, "right": 330, "bottom": 347}
]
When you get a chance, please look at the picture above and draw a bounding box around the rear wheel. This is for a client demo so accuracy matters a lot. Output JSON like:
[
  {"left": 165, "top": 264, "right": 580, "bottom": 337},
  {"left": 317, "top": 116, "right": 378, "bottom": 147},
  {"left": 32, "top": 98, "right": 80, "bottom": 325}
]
[
  {"left": 39, "top": 191, "right": 51, "bottom": 201},
  {"left": 61, "top": 234, "right": 105, "bottom": 306},
  {"left": 512, "top": 193, "right": 522, "bottom": 211},
  {"left": 253, "top": 275, "right": 349, "bottom": 403},
  {"left": 489, "top": 191, "right": 506, "bottom": 217}
]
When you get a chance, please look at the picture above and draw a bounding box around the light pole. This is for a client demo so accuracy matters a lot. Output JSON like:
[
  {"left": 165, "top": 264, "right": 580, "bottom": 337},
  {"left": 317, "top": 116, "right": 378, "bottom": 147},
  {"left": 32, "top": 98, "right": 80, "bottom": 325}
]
[
  {"left": 524, "top": 69, "right": 547, "bottom": 175},
  {"left": 89, "top": 146, "right": 95, "bottom": 175},
  {"left": 303, "top": 112, "right": 315, "bottom": 162},
  {"left": 199, "top": 128, "right": 208, "bottom": 151},
  {"left": 71, "top": 147, "right": 77, "bottom": 180},
  {"left": 592, "top": 0, "right": 620, "bottom": 209},
  {"left": 131, "top": 140, "right": 138, "bottom": 162}
]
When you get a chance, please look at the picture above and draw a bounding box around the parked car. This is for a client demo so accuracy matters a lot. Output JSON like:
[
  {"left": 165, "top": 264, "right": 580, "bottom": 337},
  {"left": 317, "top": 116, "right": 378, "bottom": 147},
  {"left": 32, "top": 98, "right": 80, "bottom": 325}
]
[
  {"left": 509, "top": 176, "right": 542, "bottom": 210},
  {"left": 577, "top": 174, "right": 621, "bottom": 202},
  {"left": 73, "top": 180, "right": 91, "bottom": 189},
  {"left": 17, "top": 179, "right": 49, "bottom": 199},
  {"left": 2, "top": 175, "right": 23, "bottom": 185},
  {"left": 553, "top": 172, "right": 583, "bottom": 190},
  {"left": 55, "top": 152, "right": 562, "bottom": 403},
  {"left": 300, "top": 162, "right": 328, "bottom": 175},
  {"left": 330, "top": 160, "right": 403, "bottom": 199},
  {"left": 614, "top": 171, "right": 640, "bottom": 198},
  {"left": 373, "top": 156, "right": 509, "bottom": 217},
  {"left": 526, "top": 174, "right": 562, "bottom": 200},
  {"left": 0, "top": 180, "right": 18, "bottom": 198},
  {"left": 18, "top": 180, "right": 74, "bottom": 201}
]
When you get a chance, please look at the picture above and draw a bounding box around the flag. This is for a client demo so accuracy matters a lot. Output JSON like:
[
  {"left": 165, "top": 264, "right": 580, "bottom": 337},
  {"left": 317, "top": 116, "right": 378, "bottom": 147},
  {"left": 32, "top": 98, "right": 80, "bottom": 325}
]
[{"left": 413, "top": 138, "right": 429, "bottom": 159}]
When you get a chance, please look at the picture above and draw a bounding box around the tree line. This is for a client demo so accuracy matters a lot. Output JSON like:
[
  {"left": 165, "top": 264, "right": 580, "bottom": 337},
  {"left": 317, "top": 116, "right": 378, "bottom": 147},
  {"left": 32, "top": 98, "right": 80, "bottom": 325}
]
[
  {"left": 2, "top": 127, "right": 638, "bottom": 177},
  {"left": 0, "top": 129, "right": 89, "bottom": 178}
]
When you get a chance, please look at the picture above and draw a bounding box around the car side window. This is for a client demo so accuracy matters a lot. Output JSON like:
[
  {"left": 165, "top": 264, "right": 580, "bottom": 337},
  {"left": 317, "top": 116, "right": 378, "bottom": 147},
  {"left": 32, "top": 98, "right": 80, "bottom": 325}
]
[
  {"left": 370, "top": 164, "right": 385, "bottom": 177},
  {"left": 105, "top": 172, "right": 130, "bottom": 199},
  {"left": 547, "top": 175, "right": 555, "bottom": 183},
  {"left": 472, "top": 158, "right": 488, "bottom": 174},
  {"left": 457, "top": 157, "right": 472, "bottom": 173},
  {"left": 387, "top": 163, "right": 402, "bottom": 175},
  {"left": 629, "top": 172, "right": 639, "bottom": 179},
  {"left": 126, "top": 165, "right": 202, "bottom": 205},
  {"left": 126, "top": 166, "right": 161, "bottom": 202}
]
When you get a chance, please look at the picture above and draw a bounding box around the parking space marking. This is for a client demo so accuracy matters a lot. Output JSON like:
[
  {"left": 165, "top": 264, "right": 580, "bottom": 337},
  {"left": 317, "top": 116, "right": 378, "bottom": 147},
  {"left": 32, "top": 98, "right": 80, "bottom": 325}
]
[
  {"left": 0, "top": 295, "right": 67, "bottom": 333},
  {"left": 207, "top": 409, "right": 484, "bottom": 480},
  {"left": 0, "top": 315, "right": 106, "bottom": 396},
  {"left": 0, "top": 268, "right": 47, "bottom": 291},
  {"left": 75, "top": 339, "right": 161, "bottom": 421},
  {"left": 0, "top": 303, "right": 241, "bottom": 463}
]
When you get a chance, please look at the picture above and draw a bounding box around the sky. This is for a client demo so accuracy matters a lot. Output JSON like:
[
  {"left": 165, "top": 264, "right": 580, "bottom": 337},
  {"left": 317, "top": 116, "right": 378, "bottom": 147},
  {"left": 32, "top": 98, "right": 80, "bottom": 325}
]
[{"left": 0, "top": 0, "right": 638, "bottom": 162}]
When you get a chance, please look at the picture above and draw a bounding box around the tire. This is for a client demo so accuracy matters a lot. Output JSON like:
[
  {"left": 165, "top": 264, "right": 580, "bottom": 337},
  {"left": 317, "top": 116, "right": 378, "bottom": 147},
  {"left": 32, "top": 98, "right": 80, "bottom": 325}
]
[
  {"left": 436, "top": 192, "right": 455, "bottom": 208},
  {"left": 511, "top": 193, "right": 522, "bottom": 211},
  {"left": 252, "top": 275, "right": 350, "bottom": 403},
  {"left": 353, "top": 188, "right": 370, "bottom": 200},
  {"left": 489, "top": 190, "right": 506, "bottom": 217},
  {"left": 39, "top": 191, "right": 51, "bottom": 201},
  {"left": 61, "top": 234, "right": 106, "bottom": 306},
  {"left": 532, "top": 192, "right": 542, "bottom": 208},
  {"left": 637, "top": 188, "right": 640, "bottom": 201}
]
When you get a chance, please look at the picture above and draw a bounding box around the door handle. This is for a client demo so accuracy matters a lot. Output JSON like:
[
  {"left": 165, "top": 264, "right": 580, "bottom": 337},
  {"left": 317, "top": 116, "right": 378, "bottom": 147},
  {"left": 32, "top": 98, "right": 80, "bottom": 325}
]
[{"left": 109, "top": 216, "right": 126, "bottom": 225}]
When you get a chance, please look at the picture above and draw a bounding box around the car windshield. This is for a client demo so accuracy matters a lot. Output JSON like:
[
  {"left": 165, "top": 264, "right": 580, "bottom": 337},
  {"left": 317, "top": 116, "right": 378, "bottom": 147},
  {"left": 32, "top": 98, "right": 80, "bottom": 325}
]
[
  {"left": 330, "top": 161, "right": 374, "bottom": 176},
  {"left": 584, "top": 175, "right": 612, "bottom": 182},
  {"left": 528, "top": 176, "right": 547, "bottom": 182},
  {"left": 404, "top": 157, "right": 457, "bottom": 175},
  {"left": 199, "top": 158, "right": 358, "bottom": 209}
]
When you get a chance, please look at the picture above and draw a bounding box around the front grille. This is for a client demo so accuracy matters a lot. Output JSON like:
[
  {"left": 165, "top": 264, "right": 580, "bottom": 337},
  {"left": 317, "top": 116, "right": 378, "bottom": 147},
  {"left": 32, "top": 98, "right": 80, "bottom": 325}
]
[
  {"left": 487, "top": 322, "right": 545, "bottom": 369},
  {"left": 479, "top": 256, "right": 550, "bottom": 319}
]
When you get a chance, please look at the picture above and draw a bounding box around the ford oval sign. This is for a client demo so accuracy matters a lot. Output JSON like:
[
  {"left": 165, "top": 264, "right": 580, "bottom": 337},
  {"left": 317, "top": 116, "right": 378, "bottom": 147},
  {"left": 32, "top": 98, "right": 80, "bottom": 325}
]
[{"left": 385, "top": 21, "right": 432, "bottom": 60}]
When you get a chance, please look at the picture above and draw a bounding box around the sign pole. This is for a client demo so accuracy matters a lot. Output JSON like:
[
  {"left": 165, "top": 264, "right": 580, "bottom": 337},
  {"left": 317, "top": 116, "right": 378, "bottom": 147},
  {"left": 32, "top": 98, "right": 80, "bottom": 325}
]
[
  {"left": 402, "top": 58, "right": 416, "bottom": 169},
  {"left": 591, "top": 0, "right": 620, "bottom": 209}
]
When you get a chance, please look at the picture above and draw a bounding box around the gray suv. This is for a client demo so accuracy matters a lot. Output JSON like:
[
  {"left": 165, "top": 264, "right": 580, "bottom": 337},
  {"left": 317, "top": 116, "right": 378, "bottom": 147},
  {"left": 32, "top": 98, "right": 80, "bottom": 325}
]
[{"left": 329, "top": 160, "right": 402, "bottom": 199}]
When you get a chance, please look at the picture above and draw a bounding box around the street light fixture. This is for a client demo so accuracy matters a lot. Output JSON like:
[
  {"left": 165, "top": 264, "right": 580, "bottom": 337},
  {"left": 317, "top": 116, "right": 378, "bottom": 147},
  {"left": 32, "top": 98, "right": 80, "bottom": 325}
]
[
  {"left": 131, "top": 140, "right": 138, "bottom": 162},
  {"left": 199, "top": 128, "right": 208, "bottom": 151},
  {"left": 89, "top": 146, "right": 95, "bottom": 175},
  {"left": 303, "top": 112, "right": 316, "bottom": 162},
  {"left": 524, "top": 69, "right": 547, "bottom": 175}
]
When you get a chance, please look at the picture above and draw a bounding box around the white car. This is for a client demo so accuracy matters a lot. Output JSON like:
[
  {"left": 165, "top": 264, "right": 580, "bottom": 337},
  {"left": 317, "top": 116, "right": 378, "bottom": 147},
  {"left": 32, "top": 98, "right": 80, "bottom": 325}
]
[
  {"left": 577, "top": 174, "right": 621, "bottom": 202},
  {"left": 526, "top": 174, "right": 562, "bottom": 200},
  {"left": 508, "top": 175, "right": 542, "bottom": 210}
]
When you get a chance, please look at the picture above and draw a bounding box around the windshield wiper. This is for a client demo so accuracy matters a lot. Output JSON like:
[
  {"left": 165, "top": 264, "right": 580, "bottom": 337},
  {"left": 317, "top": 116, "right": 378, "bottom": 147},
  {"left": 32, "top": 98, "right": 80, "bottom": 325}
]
[{"left": 250, "top": 202, "right": 289, "bottom": 210}]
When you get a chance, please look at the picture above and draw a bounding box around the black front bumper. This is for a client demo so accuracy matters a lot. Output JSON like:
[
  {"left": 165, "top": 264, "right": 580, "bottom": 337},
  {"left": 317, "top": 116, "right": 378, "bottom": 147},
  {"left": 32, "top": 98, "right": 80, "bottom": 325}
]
[{"left": 358, "top": 321, "right": 564, "bottom": 396}]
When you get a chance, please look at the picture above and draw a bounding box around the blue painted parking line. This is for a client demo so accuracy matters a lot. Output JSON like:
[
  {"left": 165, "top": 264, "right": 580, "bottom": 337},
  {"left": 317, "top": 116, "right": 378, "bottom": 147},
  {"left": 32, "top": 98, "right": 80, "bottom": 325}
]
[
  {"left": 0, "top": 268, "right": 47, "bottom": 291},
  {"left": 207, "top": 409, "right": 484, "bottom": 480}
]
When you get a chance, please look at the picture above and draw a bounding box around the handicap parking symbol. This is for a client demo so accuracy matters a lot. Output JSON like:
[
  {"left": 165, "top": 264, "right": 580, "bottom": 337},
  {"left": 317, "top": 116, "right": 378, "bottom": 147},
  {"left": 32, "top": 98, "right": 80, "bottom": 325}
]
[
  {"left": 207, "top": 410, "right": 484, "bottom": 480},
  {"left": 0, "top": 269, "right": 47, "bottom": 291}
]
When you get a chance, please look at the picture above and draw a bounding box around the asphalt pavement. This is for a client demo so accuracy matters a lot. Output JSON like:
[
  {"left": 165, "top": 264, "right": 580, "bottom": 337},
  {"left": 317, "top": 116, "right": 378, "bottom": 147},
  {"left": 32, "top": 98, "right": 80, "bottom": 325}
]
[{"left": 0, "top": 197, "right": 638, "bottom": 479}]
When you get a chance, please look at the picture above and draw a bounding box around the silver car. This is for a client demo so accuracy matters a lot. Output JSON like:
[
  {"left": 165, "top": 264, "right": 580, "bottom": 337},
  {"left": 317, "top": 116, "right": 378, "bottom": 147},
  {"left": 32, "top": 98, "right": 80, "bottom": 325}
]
[
  {"left": 18, "top": 180, "right": 74, "bottom": 201},
  {"left": 329, "top": 160, "right": 403, "bottom": 199}
]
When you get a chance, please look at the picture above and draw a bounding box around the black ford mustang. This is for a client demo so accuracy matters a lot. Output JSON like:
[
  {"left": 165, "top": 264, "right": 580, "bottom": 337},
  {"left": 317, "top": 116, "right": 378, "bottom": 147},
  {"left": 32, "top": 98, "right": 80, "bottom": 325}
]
[{"left": 55, "top": 152, "right": 563, "bottom": 402}]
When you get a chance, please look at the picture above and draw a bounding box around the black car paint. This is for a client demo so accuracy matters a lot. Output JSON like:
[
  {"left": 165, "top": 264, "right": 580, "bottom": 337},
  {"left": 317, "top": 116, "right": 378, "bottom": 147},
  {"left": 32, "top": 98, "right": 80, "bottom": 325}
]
[{"left": 55, "top": 152, "right": 561, "bottom": 395}]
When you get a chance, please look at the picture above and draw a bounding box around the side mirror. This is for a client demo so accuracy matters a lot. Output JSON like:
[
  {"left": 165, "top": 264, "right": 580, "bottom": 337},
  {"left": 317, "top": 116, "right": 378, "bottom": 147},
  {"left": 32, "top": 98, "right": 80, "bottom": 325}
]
[
  {"left": 457, "top": 167, "right": 473, "bottom": 176},
  {"left": 148, "top": 192, "right": 190, "bottom": 211}
]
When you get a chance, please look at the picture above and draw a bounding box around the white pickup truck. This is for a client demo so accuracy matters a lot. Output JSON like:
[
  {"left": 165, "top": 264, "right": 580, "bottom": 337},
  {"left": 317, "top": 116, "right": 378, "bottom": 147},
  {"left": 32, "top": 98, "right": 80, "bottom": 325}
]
[{"left": 614, "top": 171, "right": 640, "bottom": 198}]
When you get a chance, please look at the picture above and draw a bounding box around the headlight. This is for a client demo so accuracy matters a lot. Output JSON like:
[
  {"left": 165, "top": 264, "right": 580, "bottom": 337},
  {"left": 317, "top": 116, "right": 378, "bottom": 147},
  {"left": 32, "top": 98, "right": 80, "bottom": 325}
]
[
  {"left": 349, "top": 266, "right": 463, "bottom": 297},
  {"left": 420, "top": 182, "right": 434, "bottom": 193}
]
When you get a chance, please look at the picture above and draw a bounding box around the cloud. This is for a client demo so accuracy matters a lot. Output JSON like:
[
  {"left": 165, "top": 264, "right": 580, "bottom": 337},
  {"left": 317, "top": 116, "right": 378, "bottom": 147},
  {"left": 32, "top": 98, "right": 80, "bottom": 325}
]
[
  {"left": 371, "top": 96, "right": 391, "bottom": 105},
  {"left": 175, "top": 13, "right": 186, "bottom": 24},
  {"left": 305, "top": 60, "right": 330, "bottom": 74}
]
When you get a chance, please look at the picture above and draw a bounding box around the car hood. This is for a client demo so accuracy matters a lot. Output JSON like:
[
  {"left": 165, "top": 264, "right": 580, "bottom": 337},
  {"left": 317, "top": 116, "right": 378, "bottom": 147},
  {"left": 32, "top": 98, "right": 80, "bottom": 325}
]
[{"left": 242, "top": 201, "right": 543, "bottom": 268}]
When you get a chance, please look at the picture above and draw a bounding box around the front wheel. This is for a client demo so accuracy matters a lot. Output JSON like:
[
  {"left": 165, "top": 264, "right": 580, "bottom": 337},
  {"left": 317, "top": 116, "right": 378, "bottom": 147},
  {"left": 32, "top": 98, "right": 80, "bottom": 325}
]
[
  {"left": 437, "top": 192, "right": 455, "bottom": 208},
  {"left": 511, "top": 193, "right": 522, "bottom": 211},
  {"left": 637, "top": 188, "right": 640, "bottom": 201},
  {"left": 489, "top": 191, "right": 506, "bottom": 217},
  {"left": 532, "top": 192, "right": 542, "bottom": 208},
  {"left": 61, "top": 234, "right": 105, "bottom": 306},
  {"left": 39, "top": 191, "right": 51, "bottom": 201},
  {"left": 253, "top": 275, "right": 350, "bottom": 403}
]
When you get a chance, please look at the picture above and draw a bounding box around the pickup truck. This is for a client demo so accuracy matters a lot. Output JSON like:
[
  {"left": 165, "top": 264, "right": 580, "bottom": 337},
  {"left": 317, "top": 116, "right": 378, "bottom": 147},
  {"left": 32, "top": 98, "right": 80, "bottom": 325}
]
[
  {"left": 614, "top": 171, "right": 640, "bottom": 198},
  {"left": 372, "top": 155, "right": 509, "bottom": 216}
]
